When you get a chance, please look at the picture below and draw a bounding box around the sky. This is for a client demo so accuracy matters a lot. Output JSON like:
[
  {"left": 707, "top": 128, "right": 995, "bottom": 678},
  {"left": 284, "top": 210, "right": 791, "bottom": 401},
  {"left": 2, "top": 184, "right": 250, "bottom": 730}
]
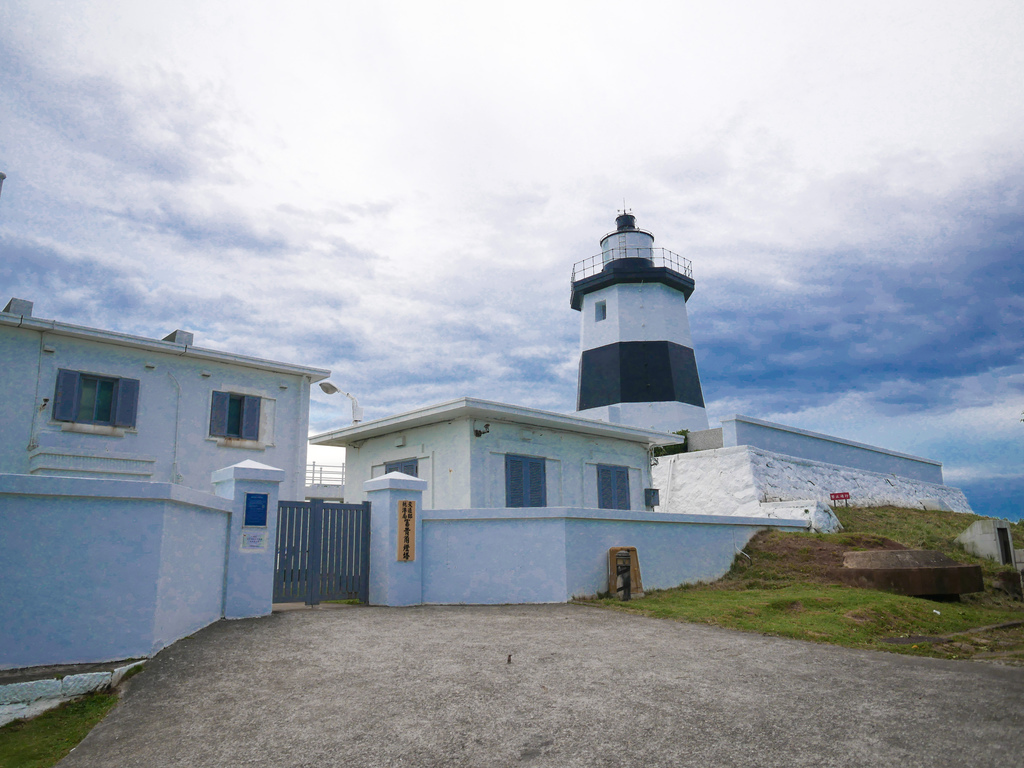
[{"left": 1, "top": 1, "right": 1021, "bottom": 519}]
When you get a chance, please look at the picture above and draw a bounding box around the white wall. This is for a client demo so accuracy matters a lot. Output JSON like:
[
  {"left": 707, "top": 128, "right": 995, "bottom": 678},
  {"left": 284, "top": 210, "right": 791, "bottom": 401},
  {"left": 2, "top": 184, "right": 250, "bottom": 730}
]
[
  {"left": 468, "top": 419, "right": 651, "bottom": 510},
  {"left": 342, "top": 418, "right": 473, "bottom": 508},
  {"left": 653, "top": 445, "right": 973, "bottom": 520},
  {"left": 0, "top": 325, "right": 312, "bottom": 499},
  {"left": 341, "top": 417, "right": 654, "bottom": 511},
  {"left": 0, "top": 474, "right": 232, "bottom": 669},
  {"left": 417, "top": 506, "right": 807, "bottom": 604}
]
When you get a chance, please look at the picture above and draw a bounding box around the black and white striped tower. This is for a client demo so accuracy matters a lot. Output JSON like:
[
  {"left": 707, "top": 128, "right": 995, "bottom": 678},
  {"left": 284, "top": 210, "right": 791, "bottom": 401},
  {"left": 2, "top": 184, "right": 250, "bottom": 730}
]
[{"left": 570, "top": 212, "right": 709, "bottom": 433}]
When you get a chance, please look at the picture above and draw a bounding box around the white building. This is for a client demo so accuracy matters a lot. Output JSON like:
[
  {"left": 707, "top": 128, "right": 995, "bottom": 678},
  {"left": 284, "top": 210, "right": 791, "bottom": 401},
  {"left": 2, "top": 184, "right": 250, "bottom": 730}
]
[
  {"left": 309, "top": 398, "right": 683, "bottom": 511},
  {"left": 0, "top": 298, "right": 329, "bottom": 500}
]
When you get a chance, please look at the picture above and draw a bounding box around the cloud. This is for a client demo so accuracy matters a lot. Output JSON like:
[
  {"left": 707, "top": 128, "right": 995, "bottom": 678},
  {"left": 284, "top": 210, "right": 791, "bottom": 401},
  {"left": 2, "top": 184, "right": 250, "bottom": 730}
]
[
  {"left": 690, "top": 158, "right": 1024, "bottom": 419},
  {"left": 2, "top": 1, "right": 1023, "bottom": 517}
]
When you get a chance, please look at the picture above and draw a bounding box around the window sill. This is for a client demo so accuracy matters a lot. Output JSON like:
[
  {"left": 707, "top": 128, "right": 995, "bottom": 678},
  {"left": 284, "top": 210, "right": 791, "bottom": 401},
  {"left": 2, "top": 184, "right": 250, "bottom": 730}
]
[
  {"left": 59, "top": 423, "right": 128, "bottom": 438},
  {"left": 208, "top": 436, "right": 266, "bottom": 451}
]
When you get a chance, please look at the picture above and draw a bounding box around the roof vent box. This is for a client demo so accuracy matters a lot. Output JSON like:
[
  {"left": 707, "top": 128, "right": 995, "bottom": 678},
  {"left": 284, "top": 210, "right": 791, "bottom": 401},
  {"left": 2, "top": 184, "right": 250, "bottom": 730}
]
[
  {"left": 162, "top": 329, "right": 194, "bottom": 346},
  {"left": 3, "top": 298, "right": 33, "bottom": 317}
]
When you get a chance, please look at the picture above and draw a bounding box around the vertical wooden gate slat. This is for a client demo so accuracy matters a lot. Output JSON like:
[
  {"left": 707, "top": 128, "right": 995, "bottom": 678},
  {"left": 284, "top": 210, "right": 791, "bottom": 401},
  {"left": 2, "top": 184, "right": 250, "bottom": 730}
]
[
  {"left": 323, "top": 505, "right": 335, "bottom": 599},
  {"left": 338, "top": 505, "right": 350, "bottom": 597},
  {"left": 330, "top": 507, "right": 341, "bottom": 596}
]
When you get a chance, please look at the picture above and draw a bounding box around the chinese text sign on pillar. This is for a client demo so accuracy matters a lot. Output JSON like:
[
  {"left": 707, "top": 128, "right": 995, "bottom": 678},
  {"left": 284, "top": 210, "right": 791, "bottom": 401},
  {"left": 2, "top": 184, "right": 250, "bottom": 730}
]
[{"left": 398, "top": 500, "right": 416, "bottom": 561}]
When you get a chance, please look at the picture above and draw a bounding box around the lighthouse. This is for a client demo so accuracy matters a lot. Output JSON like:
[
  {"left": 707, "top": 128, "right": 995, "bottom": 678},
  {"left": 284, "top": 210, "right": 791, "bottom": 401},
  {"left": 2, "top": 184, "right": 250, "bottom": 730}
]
[{"left": 570, "top": 213, "right": 709, "bottom": 434}]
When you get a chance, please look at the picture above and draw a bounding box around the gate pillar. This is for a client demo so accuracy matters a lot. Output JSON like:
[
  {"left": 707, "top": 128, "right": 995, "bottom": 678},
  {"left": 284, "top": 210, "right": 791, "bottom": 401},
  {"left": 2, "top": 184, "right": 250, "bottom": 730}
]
[
  {"left": 212, "top": 460, "right": 286, "bottom": 619},
  {"left": 365, "top": 472, "right": 428, "bottom": 606}
]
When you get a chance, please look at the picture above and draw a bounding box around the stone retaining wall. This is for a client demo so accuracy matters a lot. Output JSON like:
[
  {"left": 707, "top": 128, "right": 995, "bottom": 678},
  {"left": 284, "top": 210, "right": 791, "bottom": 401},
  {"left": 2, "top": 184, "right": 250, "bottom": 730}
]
[{"left": 653, "top": 445, "right": 973, "bottom": 519}]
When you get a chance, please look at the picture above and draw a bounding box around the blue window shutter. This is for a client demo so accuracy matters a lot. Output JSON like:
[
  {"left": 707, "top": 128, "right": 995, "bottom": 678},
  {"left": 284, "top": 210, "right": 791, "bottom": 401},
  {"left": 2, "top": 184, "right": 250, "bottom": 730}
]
[
  {"left": 598, "top": 465, "right": 630, "bottom": 510},
  {"left": 598, "top": 465, "right": 614, "bottom": 509},
  {"left": 53, "top": 369, "right": 80, "bottom": 422},
  {"left": 506, "top": 455, "right": 525, "bottom": 507},
  {"left": 210, "top": 391, "right": 230, "bottom": 436},
  {"left": 614, "top": 467, "right": 630, "bottom": 510},
  {"left": 113, "top": 378, "right": 140, "bottom": 428},
  {"left": 241, "top": 395, "right": 261, "bottom": 441},
  {"left": 527, "top": 458, "right": 546, "bottom": 507}
]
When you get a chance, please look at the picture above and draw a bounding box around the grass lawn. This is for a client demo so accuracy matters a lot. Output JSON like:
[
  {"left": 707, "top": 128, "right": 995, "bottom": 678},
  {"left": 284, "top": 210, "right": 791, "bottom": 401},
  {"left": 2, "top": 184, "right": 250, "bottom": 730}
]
[
  {"left": 0, "top": 692, "right": 119, "bottom": 768},
  {"left": 584, "top": 506, "right": 1024, "bottom": 662}
]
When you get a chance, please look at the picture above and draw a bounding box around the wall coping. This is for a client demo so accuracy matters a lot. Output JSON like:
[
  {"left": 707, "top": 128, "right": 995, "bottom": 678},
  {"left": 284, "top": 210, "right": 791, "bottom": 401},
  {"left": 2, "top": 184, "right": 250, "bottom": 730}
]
[
  {"left": 364, "top": 472, "right": 429, "bottom": 492},
  {"left": 0, "top": 473, "right": 233, "bottom": 513},
  {"left": 421, "top": 505, "right": 808, "bottom": 528},
  {"left": 722, "top": 414, "right": 942, "bottom": 466},
  {"left": 210, "top": 460, "right": 287, "bottom": 484}
]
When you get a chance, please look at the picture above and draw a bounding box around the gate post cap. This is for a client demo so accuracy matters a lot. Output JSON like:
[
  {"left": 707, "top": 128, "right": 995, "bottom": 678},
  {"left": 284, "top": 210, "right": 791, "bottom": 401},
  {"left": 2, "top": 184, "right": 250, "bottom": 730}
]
[
  {"left": 211, "top": 460, "right": 287, "bottom": 484},
  {"left": 364, "top": 472, "right": 428, "bottom": 492}
]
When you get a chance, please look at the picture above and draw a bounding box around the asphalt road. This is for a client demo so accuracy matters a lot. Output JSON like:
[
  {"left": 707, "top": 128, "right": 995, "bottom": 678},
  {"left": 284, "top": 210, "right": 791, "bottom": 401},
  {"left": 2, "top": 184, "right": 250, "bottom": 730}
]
[{"left": 60, "top": 604, "right": 1024, "bottom": 767}]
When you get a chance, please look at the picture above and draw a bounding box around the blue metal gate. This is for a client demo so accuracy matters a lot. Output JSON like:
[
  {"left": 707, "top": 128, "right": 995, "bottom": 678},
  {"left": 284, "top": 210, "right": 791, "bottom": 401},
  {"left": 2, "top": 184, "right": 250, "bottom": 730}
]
[{"left": 273, "top": 499, "right": 371, "bottom": 604}]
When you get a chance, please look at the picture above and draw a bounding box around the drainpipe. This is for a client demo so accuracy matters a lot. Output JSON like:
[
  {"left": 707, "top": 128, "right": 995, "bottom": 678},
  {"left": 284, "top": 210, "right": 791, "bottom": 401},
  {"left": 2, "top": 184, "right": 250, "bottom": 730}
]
[
  {"left": 26, "top": 330, "right": 48, "bottom": 453},
  {"left": 166, "top": 371, "right": 183, "bottom": 483}
]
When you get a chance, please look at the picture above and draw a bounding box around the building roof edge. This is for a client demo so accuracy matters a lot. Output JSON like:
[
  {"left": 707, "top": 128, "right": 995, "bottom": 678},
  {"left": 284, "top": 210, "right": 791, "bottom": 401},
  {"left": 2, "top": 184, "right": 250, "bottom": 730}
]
[{"left": 0, "top": 312, "right": 330, "bottom": 381}]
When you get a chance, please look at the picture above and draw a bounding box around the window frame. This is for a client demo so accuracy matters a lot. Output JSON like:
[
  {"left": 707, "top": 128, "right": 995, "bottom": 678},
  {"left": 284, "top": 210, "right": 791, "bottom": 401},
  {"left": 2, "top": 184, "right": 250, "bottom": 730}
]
[
  {"left": 505, "top": 454, "right": 546, "bottom": 508},
  {"left": 597, "top": 464, "right": 630, "bottom": 510},
  {"left": 52, "top": 369, "right": 139, "bottom": 429}
]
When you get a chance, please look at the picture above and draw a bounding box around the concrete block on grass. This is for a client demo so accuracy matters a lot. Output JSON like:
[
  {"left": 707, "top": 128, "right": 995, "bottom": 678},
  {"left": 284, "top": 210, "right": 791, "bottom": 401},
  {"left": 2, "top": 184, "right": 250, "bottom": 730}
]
[
  {"left": 62, "top": 671, "right": 112, "bottom": 696},
  {"left": 110, "top": 661, "right": 145, "bottom": 687},
  {"left": 0, "top": 678, "right": 61, "bottom": 705}
]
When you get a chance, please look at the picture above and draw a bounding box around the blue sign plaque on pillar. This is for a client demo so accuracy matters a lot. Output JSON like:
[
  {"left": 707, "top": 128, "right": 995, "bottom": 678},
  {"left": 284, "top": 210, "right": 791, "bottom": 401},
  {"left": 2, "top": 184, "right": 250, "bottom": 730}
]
[{"left": 244, "top": 492, "right": 269, "bottom": 527}]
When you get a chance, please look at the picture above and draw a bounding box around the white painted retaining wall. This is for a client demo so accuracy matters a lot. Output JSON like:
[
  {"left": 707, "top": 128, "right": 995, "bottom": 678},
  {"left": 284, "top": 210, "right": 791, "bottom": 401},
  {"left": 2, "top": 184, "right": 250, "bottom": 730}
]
[
  {"left": 653, "top": 446, "right": 973, "bottom": 521},
  {"left": 721, "top": 414, "right": 944, "bottom": 484}
]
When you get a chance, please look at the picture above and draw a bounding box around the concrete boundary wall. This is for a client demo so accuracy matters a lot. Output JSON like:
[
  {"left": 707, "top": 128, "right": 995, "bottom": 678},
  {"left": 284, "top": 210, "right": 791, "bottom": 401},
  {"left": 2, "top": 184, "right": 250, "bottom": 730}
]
[
  {"left": 654, "top": 445, "right": 973, "bottom": 519},
  {"left": 420, "top": 508, "right": 804, "bottom": 603},
  {"left": 363, "top": 474, "right": 808, "bottom": 606},
  {"left": 0, "top": 464, "right": 282, "bottom": 670},
  {"left": 721, "top": 414, "right": 944, "bottom": 484}
]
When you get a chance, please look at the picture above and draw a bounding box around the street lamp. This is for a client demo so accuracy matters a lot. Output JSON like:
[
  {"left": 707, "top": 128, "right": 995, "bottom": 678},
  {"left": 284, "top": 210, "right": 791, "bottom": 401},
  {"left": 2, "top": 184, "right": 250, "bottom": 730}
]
[{"left": 318, "top": 382, "right": 364, "bottom": 423}]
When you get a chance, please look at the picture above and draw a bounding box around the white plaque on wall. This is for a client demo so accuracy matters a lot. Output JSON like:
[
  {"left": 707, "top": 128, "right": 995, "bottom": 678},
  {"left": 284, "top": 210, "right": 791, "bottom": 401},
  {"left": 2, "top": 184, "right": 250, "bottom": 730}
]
[{"left": 240, "top": 530, "right": 269, "bottom": 551}]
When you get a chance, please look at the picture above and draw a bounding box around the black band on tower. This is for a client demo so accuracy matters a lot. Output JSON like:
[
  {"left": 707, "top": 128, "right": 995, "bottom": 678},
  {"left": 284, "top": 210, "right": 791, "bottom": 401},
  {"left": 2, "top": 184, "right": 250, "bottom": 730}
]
[{"left": 577, "top": 341, "right": 705, "bottom": 410}]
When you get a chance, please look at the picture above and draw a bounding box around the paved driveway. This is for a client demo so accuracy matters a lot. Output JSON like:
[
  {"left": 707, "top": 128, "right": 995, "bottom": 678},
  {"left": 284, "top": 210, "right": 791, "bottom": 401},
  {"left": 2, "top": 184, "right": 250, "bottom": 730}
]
[{"left": 61, "top": 605, "right": 1023, "bottom": 767}]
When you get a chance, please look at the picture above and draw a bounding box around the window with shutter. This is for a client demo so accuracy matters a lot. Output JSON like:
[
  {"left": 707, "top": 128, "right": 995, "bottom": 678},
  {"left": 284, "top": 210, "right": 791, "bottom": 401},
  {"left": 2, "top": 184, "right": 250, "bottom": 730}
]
[
  {"left": 385, "top": 459, "right": 418, "bottom": 476},
  {"left": 597, "top": 464, "right": 630, "bottom": 510},
  {"left": 506, "top": 454, "right": 546, "bottom": 508},
  {"left": 211, "top": 391, "right": 262, "bottom": 440},
  {"left": 52, "top": 369, "right": 140, "bottom": 428}
]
